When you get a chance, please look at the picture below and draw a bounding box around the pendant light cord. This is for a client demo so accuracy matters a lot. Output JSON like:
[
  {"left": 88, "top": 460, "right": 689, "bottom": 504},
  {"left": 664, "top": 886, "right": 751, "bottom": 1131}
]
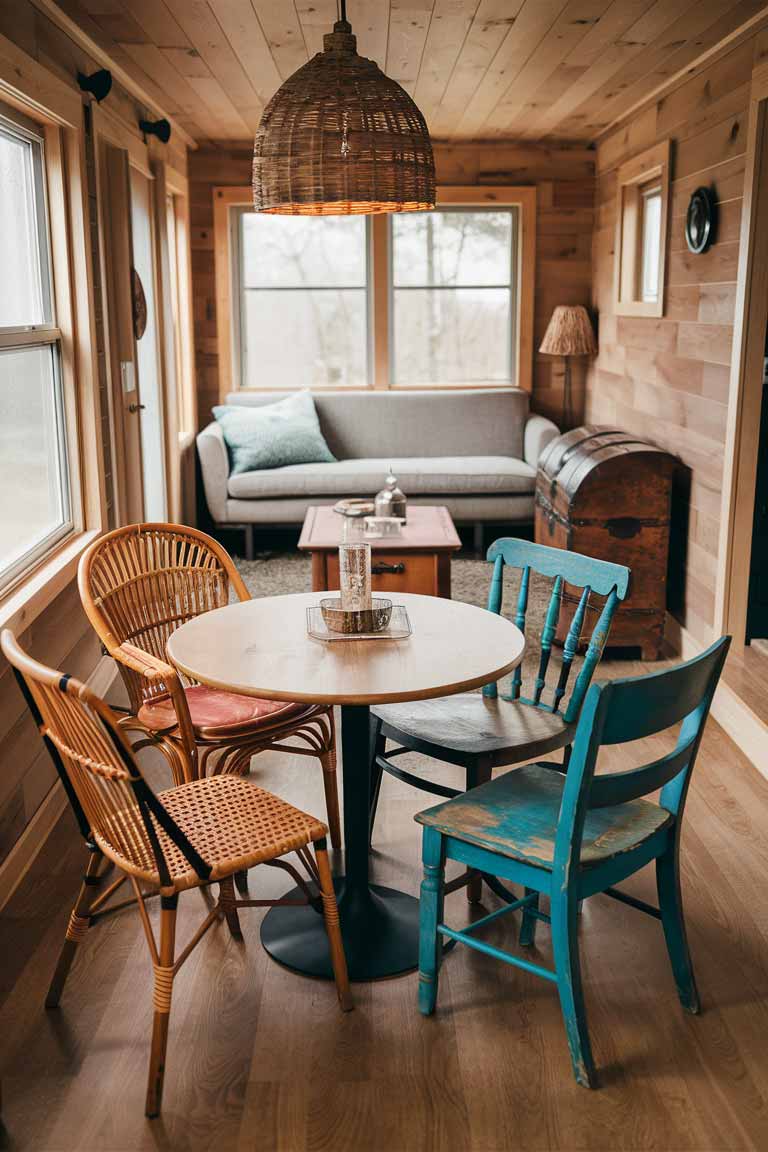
[{"left": 339, "top": 0, "right": 347, "bottom": 22}]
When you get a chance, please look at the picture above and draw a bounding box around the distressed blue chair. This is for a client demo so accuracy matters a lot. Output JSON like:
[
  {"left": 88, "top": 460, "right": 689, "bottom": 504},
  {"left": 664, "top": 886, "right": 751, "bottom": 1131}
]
[
  {"left": 415, "top": 636, "right": 730, "bottom": 1087},
  {"left": 370, "top": 539, "right": 630, "bottom": 898}
]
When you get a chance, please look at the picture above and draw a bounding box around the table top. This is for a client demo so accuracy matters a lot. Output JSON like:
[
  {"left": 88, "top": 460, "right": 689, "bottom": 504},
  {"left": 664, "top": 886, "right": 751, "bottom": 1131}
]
[
  {"left": 166, "top": 592, "right": 524, "bottom": 706},
  {"left": 298, "top": 505, "right": 461, "bottom": 553}
]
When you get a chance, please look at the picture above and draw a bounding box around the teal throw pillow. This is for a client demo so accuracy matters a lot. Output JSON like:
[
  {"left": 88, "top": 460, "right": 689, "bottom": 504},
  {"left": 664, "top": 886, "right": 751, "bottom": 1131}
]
[{"left": 213, "top": 391, "right": 336, "bottom": 474}]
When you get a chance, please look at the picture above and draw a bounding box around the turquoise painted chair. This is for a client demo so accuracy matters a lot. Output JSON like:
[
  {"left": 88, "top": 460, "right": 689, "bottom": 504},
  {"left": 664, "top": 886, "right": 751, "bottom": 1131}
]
[
  {"left": 415, "top": 636, "right": 730, "bottom": 1087},
  {"left": 370, "top": 539, "right": 631, "bottom": 899}
]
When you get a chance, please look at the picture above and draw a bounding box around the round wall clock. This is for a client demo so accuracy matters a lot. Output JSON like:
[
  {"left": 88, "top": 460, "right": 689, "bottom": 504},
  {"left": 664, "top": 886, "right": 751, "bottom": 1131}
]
[{"left": 685, "top": 186, "right": 717, "bottom": 254}]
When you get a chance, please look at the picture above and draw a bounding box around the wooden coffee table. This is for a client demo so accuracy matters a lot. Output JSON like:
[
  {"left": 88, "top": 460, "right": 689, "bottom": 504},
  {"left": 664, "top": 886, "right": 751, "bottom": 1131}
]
[{"left": 299, "top": 504, "right": 461, "bottom": 598}]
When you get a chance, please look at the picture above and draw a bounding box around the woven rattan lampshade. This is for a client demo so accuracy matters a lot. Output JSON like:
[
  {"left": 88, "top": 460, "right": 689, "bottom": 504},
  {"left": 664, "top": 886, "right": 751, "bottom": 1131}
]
[
  {"left": 539, "top": 306, "right": 597, "bottom": 357},
  {"left": 253, "top": 12, "right": 435, "bottom": 215}
]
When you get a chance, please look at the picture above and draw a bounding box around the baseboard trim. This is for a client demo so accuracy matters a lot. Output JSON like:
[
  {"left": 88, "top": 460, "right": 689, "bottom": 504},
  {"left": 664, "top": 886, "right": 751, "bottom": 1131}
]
[
  {"left": 0, "top": 654, "right": 119, "bottom": 913},
  {"left": 665, "top": 614, "right": 768, "bottom": 782}
]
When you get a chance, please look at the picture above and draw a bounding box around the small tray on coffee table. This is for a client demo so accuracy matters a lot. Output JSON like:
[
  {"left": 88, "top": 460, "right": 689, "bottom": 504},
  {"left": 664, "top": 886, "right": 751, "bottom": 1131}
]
[{"left": 306, "top": 604, "right": 412, "bottom": 642}]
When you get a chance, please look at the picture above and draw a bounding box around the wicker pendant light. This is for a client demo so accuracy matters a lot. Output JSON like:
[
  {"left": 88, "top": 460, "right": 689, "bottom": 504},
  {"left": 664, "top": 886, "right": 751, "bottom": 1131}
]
[{"left": 253, "top": 1, "right": 435, "bottom": 215}]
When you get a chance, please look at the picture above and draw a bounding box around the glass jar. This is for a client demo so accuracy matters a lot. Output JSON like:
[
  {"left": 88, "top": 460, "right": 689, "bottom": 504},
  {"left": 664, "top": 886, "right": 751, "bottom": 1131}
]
[{"left": 338, "top": 541, "right": 372, "bottom": 611}]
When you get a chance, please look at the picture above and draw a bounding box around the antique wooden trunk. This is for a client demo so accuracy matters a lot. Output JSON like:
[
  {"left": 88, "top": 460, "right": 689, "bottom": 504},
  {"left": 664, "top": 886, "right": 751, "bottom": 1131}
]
[{"left": 534, "top": 426, "right": 676, "bottom": 660}]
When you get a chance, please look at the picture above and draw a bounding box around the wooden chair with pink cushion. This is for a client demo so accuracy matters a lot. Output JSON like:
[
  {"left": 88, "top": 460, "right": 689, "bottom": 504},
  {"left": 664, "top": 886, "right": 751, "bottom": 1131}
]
[{"left": 78, "top": 523, "right": 341, "bottom": 853}]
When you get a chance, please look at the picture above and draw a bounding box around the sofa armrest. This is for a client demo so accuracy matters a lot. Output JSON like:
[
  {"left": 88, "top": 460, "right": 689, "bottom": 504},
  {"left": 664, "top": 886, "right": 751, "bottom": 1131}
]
[
  {"left": 197, "top": 422, "right": 229, "bottom": 523},
  {"left": 524, "top": 414, "right": 559, "bottom": 469}
]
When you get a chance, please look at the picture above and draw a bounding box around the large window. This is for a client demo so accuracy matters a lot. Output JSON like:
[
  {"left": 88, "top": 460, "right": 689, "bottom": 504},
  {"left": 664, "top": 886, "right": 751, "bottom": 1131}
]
[
  {"left": 391, "top": 209, "right": 518, "bottom": 385},
  {"left": 234, "top": 210, "right": 369, "bottom": 389},
  {"left": 219, "top": 186, "right": 535, "bottom": 393},
  {"left": 0, "top": 110, "right": 71, "bottom": 592}
]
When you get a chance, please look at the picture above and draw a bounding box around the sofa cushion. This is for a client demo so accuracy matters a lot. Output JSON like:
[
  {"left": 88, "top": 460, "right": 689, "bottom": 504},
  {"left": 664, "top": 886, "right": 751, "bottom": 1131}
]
[
  {"left": 227, "top": 456, "right": 536, "bottom": 500},
  {"left": 224, "top": 388, "right": 529, "bottom": 461},
  {"left": 213, "top": 390, "right": 335, "bottom": 474}
]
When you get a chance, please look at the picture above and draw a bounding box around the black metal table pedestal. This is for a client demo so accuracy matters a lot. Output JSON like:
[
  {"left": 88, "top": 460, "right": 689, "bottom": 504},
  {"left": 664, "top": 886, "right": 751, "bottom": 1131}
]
[{"left": 261, "top": 704, "right": 420, "bottom": 981}]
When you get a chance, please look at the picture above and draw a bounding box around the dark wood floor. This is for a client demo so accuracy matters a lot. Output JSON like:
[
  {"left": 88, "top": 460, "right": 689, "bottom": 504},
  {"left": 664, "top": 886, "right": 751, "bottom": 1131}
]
[{"left": 1, "top": 684, "right": 768, "bottom": 1151}]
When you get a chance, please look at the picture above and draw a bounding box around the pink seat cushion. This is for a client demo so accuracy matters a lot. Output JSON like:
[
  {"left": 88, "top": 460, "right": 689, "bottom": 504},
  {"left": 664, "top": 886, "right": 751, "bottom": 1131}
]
[{"left": 138, "top": 684, "right": 307, "bottom": 736}]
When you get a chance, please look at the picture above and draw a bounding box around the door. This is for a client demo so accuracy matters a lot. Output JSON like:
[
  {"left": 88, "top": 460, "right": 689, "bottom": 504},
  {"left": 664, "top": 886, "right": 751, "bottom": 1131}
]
[
  {"left": 100, "top": 142, "right": 167, "bottom": 522},
  {"left": 746, "top": 331, "right": 768, "bottom": 641},
  {"left": 129, "top": 165, "right": 167, "bottom": 521}
]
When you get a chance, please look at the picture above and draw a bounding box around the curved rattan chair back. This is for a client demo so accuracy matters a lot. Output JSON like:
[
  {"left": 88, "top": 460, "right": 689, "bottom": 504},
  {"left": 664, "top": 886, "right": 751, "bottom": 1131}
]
[
  {"left": 1, "top": 629, "right": 208, "bottom": 888},
  {"left": 79, "top": 523, "right": 250, "bottom": 714},
  {"left": 483, "top": 538, "right": 631, "bottom": 724}
]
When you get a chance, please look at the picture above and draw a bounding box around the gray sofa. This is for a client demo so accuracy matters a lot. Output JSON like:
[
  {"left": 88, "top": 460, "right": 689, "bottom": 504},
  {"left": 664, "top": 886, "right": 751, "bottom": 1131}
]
[{"left": 197, "top": 388, "right": 559, "bottom": 557}]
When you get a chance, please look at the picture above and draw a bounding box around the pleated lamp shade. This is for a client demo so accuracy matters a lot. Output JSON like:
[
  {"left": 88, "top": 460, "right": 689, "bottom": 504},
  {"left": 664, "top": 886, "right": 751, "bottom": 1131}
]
[
  {"left": 539, "top": 306, "right": 597, "bottom": 357},
  {"left": 252, "top": 19, "right": 435, "bottom": 215}
]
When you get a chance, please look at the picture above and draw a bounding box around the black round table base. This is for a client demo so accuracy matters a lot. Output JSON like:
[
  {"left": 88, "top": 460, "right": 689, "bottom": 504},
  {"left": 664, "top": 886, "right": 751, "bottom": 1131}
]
[{"left": 260, "top": 879, "right": 420, "bottom": 982}]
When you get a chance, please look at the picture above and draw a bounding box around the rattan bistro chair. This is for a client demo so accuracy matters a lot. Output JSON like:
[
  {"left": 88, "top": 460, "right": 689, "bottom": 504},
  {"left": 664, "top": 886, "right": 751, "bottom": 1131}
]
[
  {"left": 2, "top": 630, "right": 351, "bottom": 1118},
  {"left": 78, "top": 523, "right": 341, "bottom": 853}
]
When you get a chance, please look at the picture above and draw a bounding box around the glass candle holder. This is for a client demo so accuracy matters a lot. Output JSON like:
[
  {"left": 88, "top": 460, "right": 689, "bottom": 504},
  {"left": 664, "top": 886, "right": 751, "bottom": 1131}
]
[
  {"left": 341, "top": 514, "right": 365, "bottom": 542},
  {"left": 338, "top": 541, "right": 372, "bottom": 611}
]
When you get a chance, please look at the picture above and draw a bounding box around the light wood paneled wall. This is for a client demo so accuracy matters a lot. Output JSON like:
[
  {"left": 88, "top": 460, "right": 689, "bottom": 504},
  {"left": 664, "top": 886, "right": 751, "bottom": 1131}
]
[
  {"left": 0, "top": 0, "right": 186, "bottom": 872},
  {"left": 189, "top": 141, "right": 595, "bottom": 428},
  {"left": 586, "top": 29, "right": 768, "bottom": 647}
]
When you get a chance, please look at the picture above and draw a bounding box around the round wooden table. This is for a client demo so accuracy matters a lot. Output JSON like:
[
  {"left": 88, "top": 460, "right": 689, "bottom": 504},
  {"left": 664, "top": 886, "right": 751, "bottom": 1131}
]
[{"left": 167, "top": 592, "right": 524, "bottom": 981}]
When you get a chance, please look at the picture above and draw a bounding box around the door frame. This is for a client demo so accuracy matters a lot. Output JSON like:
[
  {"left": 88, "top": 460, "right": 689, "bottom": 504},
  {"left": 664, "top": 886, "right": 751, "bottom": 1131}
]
[
  {"left": 92, "top": 103, "right": 178, "bottom": 525},
  {"left": 716, "top": 58, "right": 768, "bottom": 645}
]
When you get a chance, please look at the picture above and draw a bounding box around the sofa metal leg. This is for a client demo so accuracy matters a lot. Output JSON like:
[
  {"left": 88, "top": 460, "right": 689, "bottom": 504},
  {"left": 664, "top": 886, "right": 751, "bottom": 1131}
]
[{"left": 244, "top": 524, "right": 254, "bottom": 562}]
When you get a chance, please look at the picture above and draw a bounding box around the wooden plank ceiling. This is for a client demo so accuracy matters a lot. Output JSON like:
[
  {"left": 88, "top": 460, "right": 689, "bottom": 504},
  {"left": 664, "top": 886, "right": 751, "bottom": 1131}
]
[{"left": 54, "top": 0, "right": 768, "bottom": 143}]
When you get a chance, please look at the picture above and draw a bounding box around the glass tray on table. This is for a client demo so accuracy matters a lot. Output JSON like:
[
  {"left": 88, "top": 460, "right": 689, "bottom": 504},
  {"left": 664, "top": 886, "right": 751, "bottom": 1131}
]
[{"left": 306, "top": 604, "right": 412, "bottom": 642}]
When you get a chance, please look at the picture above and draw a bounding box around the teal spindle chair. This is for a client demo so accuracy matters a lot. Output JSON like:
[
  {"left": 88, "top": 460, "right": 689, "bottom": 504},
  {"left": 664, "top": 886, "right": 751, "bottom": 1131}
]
[
  {"left": 370, "top": 539, "right": 630, "bottom": 899},
  {"left": 415, "top": 636, "right": 730, "bottom": 1087}
]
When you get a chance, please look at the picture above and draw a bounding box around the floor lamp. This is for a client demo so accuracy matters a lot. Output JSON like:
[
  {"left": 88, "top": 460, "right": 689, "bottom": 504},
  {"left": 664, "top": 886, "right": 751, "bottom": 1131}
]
[{"left": 539, "top": 305, "right": 597, "bottom": 429}]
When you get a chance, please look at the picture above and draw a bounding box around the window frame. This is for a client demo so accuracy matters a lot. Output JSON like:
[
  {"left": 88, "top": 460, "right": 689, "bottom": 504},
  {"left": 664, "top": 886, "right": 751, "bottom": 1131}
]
[
  {"left": 213, "top": 184, "right": 536, "bottom": 397},
  {"left": 614, "top": 140, "right": 670, "bottom": 318},
  {"left": 0, "top": 108, "right": 75, "bottom": 591},
  {"left": 0, "top": 46, "right": 105, "bottom": 633}
]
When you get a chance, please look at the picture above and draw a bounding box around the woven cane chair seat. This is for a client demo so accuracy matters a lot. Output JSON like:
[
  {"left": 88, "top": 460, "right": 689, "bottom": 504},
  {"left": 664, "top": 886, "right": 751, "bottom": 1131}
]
[
  {"left": 97, "top": 775, "right": 328, "bottom": 891},
  {"left": 137, "top": 684, "right": 309, "bottom": 738}
]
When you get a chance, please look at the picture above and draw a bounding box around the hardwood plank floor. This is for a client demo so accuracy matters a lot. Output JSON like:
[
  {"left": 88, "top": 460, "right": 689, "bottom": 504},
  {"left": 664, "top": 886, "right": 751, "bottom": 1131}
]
[{"left": 1, "top": 681, "right": 767, "bottom": 1151}]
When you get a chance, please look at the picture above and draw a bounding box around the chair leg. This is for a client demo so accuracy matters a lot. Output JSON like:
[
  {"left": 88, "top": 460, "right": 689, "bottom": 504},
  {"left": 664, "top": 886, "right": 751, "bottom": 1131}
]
[
  {"left": 319, "top": 746, "right": 342, "bottom": 855},
  {"left": 551, "top": 891, "right": 596, "bottom": 1088},
  {"left": 314, "top": 840, "right": 352, "bottom": 1011},
  {"left": 46, "top": 847, "right": 103, "bottom": 1009},
  {"left": 368, "top": 716, "right": 386, "bottom": 846},
  {"left": 519, "top": 887, "right": 539, "bottom": 947},
  {"left": 465, "top": 759, "right": 492, "bottom": 903},
  {"left": 234, "top": 870, "right": 249, "bottom": 895},
  {"left": 146, "top": 895, "right": 178, "bottom": 1118},
  {"left": 219, "top": 876, "right": 243, "bottom": 939},
  {"left": 418, "top": 827, "right": 445, "bottom": 1016},
  {"left": 656, "top": 844, "right": 700, "bottom": 1014}
]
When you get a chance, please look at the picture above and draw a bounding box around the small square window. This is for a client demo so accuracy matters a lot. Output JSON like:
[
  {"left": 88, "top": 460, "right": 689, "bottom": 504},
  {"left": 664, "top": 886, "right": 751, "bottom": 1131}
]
[
  {"left": 640, "top": 185, "right": 662, "bottom": 303},
  {"left": 614, "top": 141, "right": 669, "bottom": 318}
]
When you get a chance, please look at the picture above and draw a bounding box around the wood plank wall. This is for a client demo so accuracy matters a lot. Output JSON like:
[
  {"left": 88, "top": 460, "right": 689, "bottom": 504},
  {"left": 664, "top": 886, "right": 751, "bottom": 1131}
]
[
  {"left": 189, "top": 141, "right": 595, "bottom": 429},
  {"left": 0, "top": 1, "right": 185, "bottom": 871},
  {"left": 586, "top": 28, "right": 768, "bottom": 647}
]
